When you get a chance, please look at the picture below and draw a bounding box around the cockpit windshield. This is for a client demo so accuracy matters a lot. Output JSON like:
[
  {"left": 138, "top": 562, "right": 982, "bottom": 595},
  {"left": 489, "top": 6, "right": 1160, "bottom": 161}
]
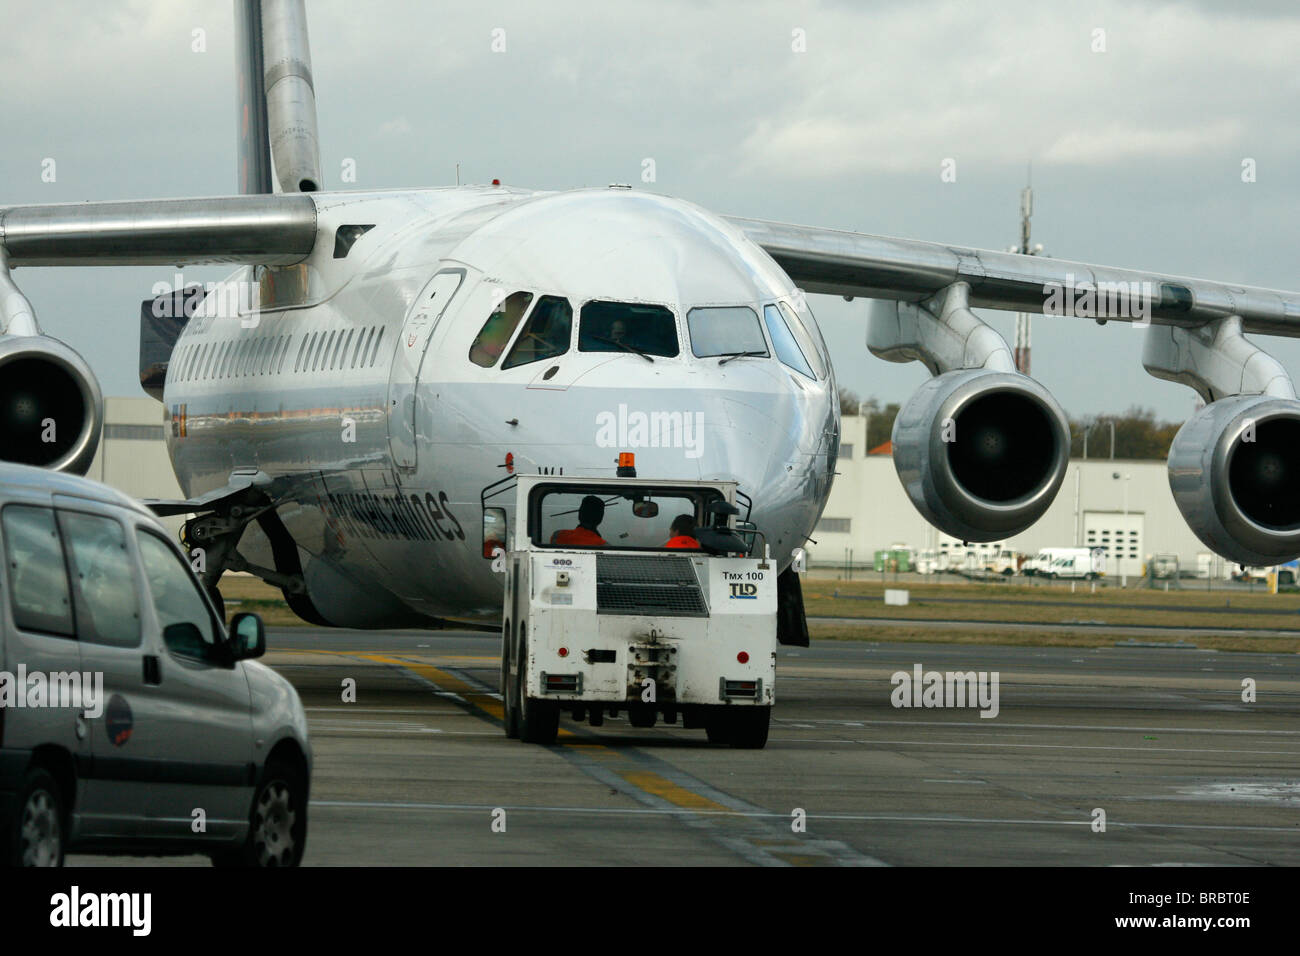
[
  {"left": 686, "top": 306, "right": 769, "bottom": 359},
  {"left": 502, "top": 295, "right": 573, "bottom": 369},
  {"left": 469, "top": 291, "right": 534, "bottom": 368},
  {"left": 578, "top": 301, "right": 679, "bottom": 358}
]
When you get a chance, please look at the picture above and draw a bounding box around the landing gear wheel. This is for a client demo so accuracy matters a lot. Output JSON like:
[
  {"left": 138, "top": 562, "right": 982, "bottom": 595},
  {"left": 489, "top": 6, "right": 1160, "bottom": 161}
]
[
  {"left": 502, "top": 623, "right": 519, "bottom": 739},
  {"left": 517, "top": 630, "right": 558, "bottom": 745},
  {"left": 7, "top": 769, "right": 65, "bottom": 866},
  {"left": 729, "top": 708, "right": 771, "bottom": 750},
  {"left": 212, "top": 758, "right": 307, "bottom": 867},
  {"left": 627, "top": 705, "right": 657, "bottom": 728}
]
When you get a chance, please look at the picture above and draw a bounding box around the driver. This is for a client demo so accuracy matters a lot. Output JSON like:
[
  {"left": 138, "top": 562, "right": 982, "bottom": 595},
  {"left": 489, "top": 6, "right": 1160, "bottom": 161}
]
[
  {"left": 551, "top": 495, "right": 608, "bottom": 546},
  {"left": 664, "top": 514, "right": 700, "bottom": 549}
]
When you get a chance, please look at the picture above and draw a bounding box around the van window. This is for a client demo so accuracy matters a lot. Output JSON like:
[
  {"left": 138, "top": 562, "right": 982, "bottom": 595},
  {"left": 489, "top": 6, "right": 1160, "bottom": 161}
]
[
  {"left": 136, "top": 532, "right": 219, "bottom": 662},
  {"left": 470, "top": 291, "right": 534, "bottom": 368},
  {"left": 1, "top": 505, "right": 74, "bottom": 637},
  {"left": 502, "top": 296, "right": 573, "bottom": 369},
  {"left": 59, "top": 511, "right": 141, "bottom": 647}
]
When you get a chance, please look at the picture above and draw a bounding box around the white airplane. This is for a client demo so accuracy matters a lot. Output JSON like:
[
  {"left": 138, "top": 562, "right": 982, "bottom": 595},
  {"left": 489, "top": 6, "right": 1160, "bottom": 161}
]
[{"left": 2, "top": 1, "right": 1299, "bottom": 636}]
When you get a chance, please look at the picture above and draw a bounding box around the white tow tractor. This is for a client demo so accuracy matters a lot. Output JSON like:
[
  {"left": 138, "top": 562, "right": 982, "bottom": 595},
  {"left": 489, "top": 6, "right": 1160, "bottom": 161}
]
[{"left": 481, "top": 457, "right": 786, "bottom": 748}]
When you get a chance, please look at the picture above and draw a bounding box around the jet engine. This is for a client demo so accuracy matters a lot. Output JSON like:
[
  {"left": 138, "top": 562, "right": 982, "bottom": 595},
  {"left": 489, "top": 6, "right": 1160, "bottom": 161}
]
[
  {"left": 892, "top": 368, "right": 1070, "bottom": 541},
  {"left": 1168, "top": 394, "right": 1300, "bottom": 566},
  {"left": 0, "top": 334, "right": 104, "bottom": 475}
]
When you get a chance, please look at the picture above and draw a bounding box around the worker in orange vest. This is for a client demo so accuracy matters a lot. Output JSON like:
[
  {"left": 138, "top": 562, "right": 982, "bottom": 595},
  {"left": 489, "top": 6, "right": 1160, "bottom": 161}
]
[
  {"left": 551, "top": 495, "right": 608, "bottom": 546},
  {"left": 664, "top": 514, "right": 701, "bottom": 549}
]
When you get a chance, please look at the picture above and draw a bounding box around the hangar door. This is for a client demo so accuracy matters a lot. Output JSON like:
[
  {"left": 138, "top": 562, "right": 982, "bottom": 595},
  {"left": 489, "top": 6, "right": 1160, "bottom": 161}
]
[{"left": 1083, "top": 512, "right": 1144, "bottom": 578}]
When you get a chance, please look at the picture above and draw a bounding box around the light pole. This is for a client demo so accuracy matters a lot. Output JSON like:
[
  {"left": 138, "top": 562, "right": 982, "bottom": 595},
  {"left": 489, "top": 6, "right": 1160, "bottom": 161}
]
[{"left": 1113, "top": 471, "right": 1131, "bottom": 586}]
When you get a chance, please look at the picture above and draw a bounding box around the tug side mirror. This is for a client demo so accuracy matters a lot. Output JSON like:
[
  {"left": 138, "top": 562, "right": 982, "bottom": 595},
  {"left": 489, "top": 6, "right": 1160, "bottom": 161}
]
[{"left": 483, "top": 507, "right": 507, "bottom": 558}]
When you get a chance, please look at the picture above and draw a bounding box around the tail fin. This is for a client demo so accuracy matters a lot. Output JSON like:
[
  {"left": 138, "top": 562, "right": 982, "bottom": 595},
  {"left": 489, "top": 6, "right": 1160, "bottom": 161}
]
[{"left": 234, "top": 0, "right": 321, "bottom": 194}]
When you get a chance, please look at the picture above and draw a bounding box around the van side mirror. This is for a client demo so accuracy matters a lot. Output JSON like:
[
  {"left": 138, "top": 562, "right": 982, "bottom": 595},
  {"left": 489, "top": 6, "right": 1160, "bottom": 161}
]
[{"left": 230, "top": 612, "right": 266, "bottom": 660}]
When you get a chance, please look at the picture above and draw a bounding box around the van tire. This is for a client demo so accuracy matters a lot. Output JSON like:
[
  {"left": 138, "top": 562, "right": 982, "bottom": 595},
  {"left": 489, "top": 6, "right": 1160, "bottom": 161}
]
[
  {"left": 212, "top": 759, "right": 307, "bottom": 867},
  {"left": 6, "top": 768, "right": 65, "bottom": 867}
]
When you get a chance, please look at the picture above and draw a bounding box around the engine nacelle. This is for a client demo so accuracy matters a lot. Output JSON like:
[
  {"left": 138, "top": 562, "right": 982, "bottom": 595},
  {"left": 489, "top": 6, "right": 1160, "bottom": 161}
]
[
  {"left": 1168, "top": 394, "right": 1300, "bottom": 566},
  {"left": 0, "top": 334, "right": 104, "bottom": 475},
  {"left": 892, "top": 369, "right": 1070, "bottom": 541}
]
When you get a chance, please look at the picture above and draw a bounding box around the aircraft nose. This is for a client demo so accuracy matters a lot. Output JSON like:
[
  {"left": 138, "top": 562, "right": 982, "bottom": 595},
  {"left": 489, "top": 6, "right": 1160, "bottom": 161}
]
[{"left": 693, "top": 393, "right": 831, "bottom": 564}]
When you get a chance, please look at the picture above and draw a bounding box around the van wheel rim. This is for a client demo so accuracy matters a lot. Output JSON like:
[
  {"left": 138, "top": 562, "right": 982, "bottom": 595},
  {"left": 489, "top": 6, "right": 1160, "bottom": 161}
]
[
  {"left": 253, "top": 781, "right": 297, "bottom": 866},
  {"left": 20, "top": 790, "right": 60, "bottom": 866}
]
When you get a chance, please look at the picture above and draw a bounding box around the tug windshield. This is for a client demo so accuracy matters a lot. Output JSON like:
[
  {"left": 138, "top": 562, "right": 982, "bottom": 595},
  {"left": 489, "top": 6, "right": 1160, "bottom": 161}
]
[{"left": 530, "top": 484, "right": 723, "bottom": 550}]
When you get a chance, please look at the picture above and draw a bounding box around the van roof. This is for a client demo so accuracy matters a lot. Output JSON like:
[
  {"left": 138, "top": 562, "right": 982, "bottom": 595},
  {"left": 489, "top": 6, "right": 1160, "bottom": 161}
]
[{"left": 0, "top": 462, "right": 154, "bottom": 518}]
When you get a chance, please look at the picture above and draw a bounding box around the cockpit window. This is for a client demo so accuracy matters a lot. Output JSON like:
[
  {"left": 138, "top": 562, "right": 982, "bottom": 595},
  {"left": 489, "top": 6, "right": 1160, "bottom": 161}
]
[
  {"left": 502, "top": 296, "right": 573, "bottom": 369},
  {"left": 686, "top": 306, "right": 769, "bottom": 359},
  {"left": 762, "top": 304, "right": 814, "bottom": 378},
  {"left": 578, "top": 301, "right": 679, "bottom": 358},
  {"left": 779, "top": 300, "right": 827, "bottom": 379},
  {"left": 469, "top": 291, "right": 534, "bottom": 368}
]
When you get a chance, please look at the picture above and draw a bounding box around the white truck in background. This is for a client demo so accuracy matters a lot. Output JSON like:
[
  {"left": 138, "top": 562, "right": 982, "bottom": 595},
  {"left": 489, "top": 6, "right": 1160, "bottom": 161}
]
[{"left": 1038, "top": 547, "right": 1104, "bottom": 580}]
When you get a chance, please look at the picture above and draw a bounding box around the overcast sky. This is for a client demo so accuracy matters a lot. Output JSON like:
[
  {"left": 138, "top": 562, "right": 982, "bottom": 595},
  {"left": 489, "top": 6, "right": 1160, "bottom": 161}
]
[{"left": 3, "top": 0, "right": 1299, "bottom": 423}]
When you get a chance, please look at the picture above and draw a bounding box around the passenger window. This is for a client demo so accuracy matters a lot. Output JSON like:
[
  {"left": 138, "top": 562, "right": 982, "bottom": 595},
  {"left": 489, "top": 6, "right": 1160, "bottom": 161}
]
[
  {"left": 779, "top": 301, "right": 828, "bottom": 378},
  {"left": 469, "top": 291, "right": 534, "bottom": 368},
  {"left": 339, "top": 329, "right": 354, "bottom": 369},
  {"left": 352, "top": 328, "right": 368, "bottom": 368},
  {"left": 1, "top": 505, "right": 74, "bottom": 637},
  {"left": 578, "top": 301, "right": 679, "bottom": 358},
  {"left": 136, "top": 532, "right": 220, "bottom": 663},
  {"left": 687, "top": 306, "right": 768, "bottom": 359},
  {"left": 502, "top": 296, "right": 572, "bottom": 369},
  {"left": 58, "top": 511, "right": 141, "bottom": 647},
  {"left": 763, "top": 304, "right": 814, "bottom": 378}
]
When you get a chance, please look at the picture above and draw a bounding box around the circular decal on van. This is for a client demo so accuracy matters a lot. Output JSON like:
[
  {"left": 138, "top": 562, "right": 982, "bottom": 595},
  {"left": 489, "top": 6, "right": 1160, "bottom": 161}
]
[{"left": 105, "top": 694, "right": 133, "bottom": 747}]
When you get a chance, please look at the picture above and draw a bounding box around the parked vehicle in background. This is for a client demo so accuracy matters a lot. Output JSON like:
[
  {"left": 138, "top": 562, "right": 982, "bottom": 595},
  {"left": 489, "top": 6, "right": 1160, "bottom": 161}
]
[
  {"left": 1040, "top": 548, "right": 1103, "bottom": 580},
  {"left": 1025, "top": 547, "right": 1087, "bottom": 577}
]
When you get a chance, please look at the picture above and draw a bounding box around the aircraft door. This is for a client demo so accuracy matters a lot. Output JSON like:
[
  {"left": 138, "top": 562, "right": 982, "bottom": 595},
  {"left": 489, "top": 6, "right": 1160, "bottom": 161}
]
[{"left": 389, "top": 268, "right": 465, "bottom": 471}]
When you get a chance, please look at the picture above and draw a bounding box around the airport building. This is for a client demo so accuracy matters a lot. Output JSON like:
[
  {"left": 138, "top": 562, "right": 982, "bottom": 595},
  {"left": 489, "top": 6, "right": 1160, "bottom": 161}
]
[
  {"left": 86, "top": 396, "right": 185, "bottom": 536},
  {"left": 810, "top": 413, "right": 1225, "bottom": 579}
]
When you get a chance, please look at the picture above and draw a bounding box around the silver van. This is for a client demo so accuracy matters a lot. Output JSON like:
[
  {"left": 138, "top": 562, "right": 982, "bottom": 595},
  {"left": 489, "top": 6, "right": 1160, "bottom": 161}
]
[{"left": 0, "top": 463, "right": 311, "bottom": 866}]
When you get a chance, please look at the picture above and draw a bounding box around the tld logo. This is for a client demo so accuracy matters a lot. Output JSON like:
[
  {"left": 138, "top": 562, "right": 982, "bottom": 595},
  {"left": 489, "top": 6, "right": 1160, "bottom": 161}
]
[{"left": 729, "top": 582, "right": 757, "bottom": 599}]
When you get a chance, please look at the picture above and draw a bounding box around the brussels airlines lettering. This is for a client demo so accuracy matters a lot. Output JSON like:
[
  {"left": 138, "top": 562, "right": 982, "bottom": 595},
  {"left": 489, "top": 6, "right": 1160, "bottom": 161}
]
[{"left": 323, "top": 490, "right": 465, "bottom": 543}]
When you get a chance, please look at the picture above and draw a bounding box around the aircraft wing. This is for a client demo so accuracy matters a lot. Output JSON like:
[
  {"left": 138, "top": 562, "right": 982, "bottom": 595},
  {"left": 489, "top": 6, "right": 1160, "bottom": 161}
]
[
  {"left": 726, "top": 215, "right": 1300, "bottom": 338},
  {"left": 0, "top": 194, "right": 316, "bottom": 267}
]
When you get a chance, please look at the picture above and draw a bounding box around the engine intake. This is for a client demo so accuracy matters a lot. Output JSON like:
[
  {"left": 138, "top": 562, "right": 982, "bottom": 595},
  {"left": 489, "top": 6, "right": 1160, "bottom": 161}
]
[
  {"left": 892, "top": 369, "right": 1070, "bottom": 541},
  {"left": 0, "top": 334, "right": 104, "bottom": 475},
  {"left": 1168, "top": 394, "right": 1300, "bottom": 566}
]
